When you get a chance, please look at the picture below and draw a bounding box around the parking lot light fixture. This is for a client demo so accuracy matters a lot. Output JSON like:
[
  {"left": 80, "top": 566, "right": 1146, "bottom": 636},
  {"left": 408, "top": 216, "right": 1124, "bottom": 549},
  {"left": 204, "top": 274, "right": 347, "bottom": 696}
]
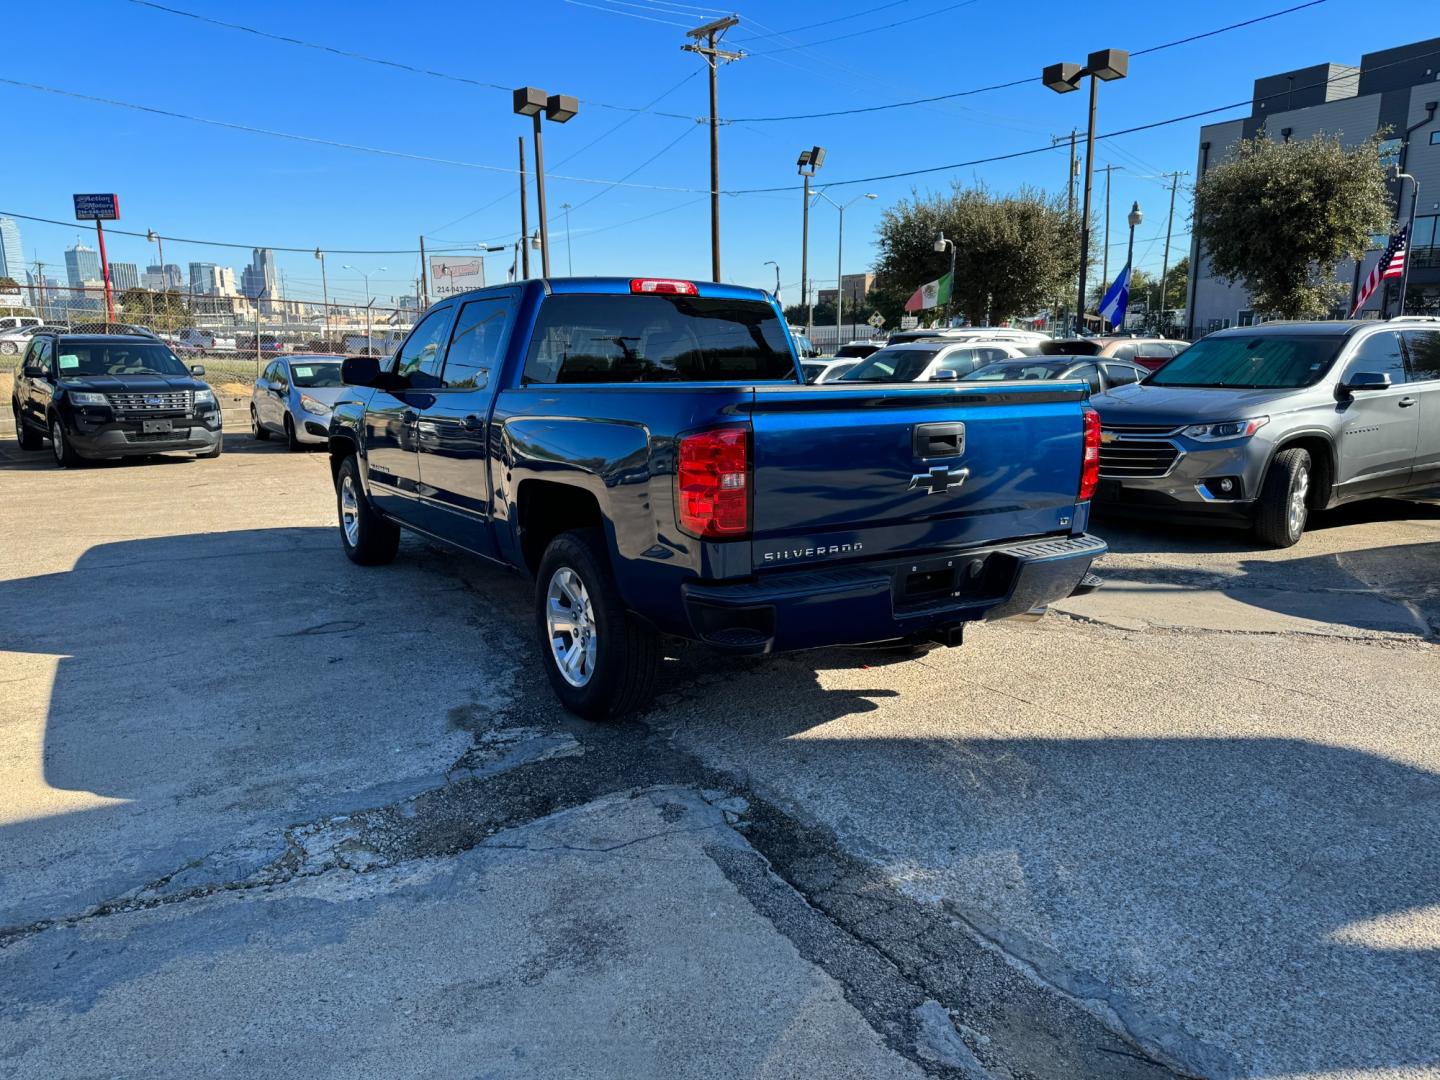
[
  {"left": 798, "top": 146, "right": 825, "bottom": 341},
  {"left": 1043, "top": 49, "right": 1129, "bottom": 334},
  {"left": 514, "top": 87, "right": 579, "bottom": 279}
]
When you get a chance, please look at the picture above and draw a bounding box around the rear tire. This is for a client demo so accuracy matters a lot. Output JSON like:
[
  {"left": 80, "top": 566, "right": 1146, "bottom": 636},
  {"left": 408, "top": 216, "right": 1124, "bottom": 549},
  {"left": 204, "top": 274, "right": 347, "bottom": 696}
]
[
  {"left": 14, "top": 403, "right": 43, "bottom": 450},
  {"left": 251, "top": 405, "right": 269, "bottom": 440},
  {"left": 1254, "top": 447, "right": 1311, "bottom": 548},
  {"left": 336, "top": 454, "right": 399, "bottom": 565},
  {"left": 49, "top": 416, "right": 85, "bottom": 468},
  {"left": 535, "top": 528, "right": 659, "bottom": 721}
]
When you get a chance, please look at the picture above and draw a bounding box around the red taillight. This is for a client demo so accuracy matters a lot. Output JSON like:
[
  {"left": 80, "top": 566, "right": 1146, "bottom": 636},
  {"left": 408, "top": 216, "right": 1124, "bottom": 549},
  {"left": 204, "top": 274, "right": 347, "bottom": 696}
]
[
  {"left": 1079, "top": 406, "right": 1101, "bottom": 502},
  {"left": 630, "top": 278, "right": 698, "bottom": 295},
  {"left": 677, "top": 427, "right": 749, "bottom": 539}
]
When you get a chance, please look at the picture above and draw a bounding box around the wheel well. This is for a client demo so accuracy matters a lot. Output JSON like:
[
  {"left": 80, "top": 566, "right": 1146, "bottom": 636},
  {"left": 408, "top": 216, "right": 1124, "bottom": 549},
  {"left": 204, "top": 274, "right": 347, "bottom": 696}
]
[
  {"left": 517, "top": 480, "right": 604, "bottom": 574},
  {"left": 328, "top": 435, "right": 356, "bottom": 484},
  {"left": 1273, "top": 435, "right": 1334, "bottom": 507}
]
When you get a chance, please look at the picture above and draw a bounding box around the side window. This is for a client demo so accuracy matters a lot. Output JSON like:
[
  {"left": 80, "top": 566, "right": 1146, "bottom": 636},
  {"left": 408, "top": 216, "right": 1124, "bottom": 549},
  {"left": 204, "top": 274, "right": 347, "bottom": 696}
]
[
  {"left": 33, "top": 339, "right": 53, "bottom": 376},
  {"left": 262, "top": 360, "right": 280, "bottom": 383},
  {"left": 1109, "top": 343, "right": 1140, "bottom": 361},
  {"left": 273, "top": 363, "right": 289, "bottom": 392},
  {"left": 21, "top": 339, "right": 40, "bottom": 372},
  {"left": 936, "top": 348, "right": 978, "bottom": 373},
  {"left": 1073, "top": 365, "right": 1102, "bottom": 393},
  {"left": 1402, "top": 330, "right": 1440, "bottom": 382},
  {"left": 442, "top": 298, "right": 510, "bottom": 390},
  {"left": 1343, "top": 331, "right": 1406, "bottom": 385},
  {"left": 395, "top": 308, "right": 453, "bottom": 388},
  {"left": 1103, "top": 363, "right": 1140, "bottom": 387}
]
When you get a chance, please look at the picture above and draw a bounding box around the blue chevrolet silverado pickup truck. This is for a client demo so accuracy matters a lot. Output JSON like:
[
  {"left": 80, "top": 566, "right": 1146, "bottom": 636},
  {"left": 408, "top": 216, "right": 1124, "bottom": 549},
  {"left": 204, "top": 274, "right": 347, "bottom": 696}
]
[{"left": 327, "top": 277, "right": 1106, "bottom": 718}]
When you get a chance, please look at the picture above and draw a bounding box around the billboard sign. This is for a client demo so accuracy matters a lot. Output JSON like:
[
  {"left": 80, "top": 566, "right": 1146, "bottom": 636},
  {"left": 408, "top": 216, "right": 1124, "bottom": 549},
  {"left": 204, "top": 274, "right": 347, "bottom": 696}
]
[
  {"left": 73, "top": 193, "right": 121, "bottom": 221},
  {"left": 429, "top": 256, "right": 485, "bottom": 298}
]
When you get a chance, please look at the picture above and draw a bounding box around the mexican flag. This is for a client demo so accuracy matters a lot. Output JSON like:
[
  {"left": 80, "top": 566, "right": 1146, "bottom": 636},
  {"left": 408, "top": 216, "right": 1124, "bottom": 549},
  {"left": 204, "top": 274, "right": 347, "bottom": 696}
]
[{"left": 904, "top": 272, "right": 952, "bottom": 313}]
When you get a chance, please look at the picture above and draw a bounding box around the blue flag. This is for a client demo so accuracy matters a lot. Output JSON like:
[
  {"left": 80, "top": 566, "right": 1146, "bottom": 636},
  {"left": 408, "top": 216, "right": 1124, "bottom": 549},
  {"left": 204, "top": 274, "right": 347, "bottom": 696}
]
[{"left": 1098, "top": 260, "right": 1131, "bottom": 326}]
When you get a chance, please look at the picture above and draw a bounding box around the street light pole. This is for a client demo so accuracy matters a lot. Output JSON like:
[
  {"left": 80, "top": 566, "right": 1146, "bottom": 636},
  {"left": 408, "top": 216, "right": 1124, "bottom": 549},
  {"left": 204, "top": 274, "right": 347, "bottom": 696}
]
[
  {"left": 797, "top": 146, "right": 825, "bottom": 341},
  {"left": 514, "top": 87, "right": 579, "bottom": 279},
  {"left": 813, "top": 191, "right": 877, "bottom": 352},
  {"left": 933, "top": 232, "right": 957, "bottom": 324},
  {"left": 1043, "top": 49, "right": 1129, "bottom": 335},
  {"left": 315, "top": 248, "right": 330, "bottom": 346},
  {"left": 342, "top": 265, "right": 386, "bottom": 355},
  {"left": 517, "top": 136, "right": 530, "bottom": 280},
  {"left": 763, "top": 260, "right": 780, "bottom": 302},
  {"left": 1122, "top": 200, "right": 1143, "bottom": 333}
]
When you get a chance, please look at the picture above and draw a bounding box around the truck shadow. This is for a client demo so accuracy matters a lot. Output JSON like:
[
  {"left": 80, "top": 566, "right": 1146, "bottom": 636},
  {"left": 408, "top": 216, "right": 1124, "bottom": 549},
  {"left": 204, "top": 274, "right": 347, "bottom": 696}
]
[{"left": 4, "top": 526, "right": 1437, "bottom": 1077}]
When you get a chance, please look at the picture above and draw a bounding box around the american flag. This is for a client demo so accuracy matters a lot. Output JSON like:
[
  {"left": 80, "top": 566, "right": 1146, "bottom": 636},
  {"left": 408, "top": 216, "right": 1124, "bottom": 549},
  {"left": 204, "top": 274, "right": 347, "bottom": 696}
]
[{"left": 1350, "top": 223, "right": 1409, "bottom": 316}]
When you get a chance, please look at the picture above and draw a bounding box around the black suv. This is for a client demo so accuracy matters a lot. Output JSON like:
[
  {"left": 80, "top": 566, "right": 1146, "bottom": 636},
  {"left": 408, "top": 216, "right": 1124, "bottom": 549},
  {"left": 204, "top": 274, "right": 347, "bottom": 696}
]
[{"left": 10, "top": 332, "right": 223, "bottom": 466}]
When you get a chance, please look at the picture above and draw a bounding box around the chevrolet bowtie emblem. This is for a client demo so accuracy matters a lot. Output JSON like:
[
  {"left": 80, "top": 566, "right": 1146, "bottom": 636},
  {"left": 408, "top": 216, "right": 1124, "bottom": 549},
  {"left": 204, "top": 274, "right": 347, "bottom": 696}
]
[
  {"left": 908, "top": 465, "right": 970, "bottom": 495},
  {"left": 1100, "top": 430, "right": 1118, "bottom": 445}
]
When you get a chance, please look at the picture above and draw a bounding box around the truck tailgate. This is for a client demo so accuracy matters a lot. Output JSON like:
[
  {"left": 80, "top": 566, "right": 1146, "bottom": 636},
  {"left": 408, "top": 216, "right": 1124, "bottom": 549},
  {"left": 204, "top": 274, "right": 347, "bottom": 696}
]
[{"left": 748, "top": 382, "right": 1087, "bottom": 568}]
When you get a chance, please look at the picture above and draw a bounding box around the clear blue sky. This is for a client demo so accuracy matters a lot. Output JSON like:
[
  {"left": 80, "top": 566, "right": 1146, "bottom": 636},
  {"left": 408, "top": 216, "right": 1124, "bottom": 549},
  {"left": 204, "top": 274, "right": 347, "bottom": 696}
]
[{"left": 0, "top": 0, "right": 1401, "bottom": 307}]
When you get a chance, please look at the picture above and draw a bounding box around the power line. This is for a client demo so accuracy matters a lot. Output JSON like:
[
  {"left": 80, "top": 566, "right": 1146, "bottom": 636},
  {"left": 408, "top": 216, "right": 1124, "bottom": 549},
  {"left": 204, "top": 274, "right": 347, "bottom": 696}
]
[
  {"left": 121, "top": 0, "right": 698, "bottom": 122},
  {"left": 0, "top": 77, "right": 711, "bottom": 196},
  {"left": 0, "top": 210, "right": 497, "bottom": 255},
  {"left": 725, "top": 0, "right": 1329, "bottom": 121},
  {"left": 732, "top": 0, "right": 917, "bottom": 42},
  {"left": 744, "top": 0, "right": 984, "bottom": 56}
]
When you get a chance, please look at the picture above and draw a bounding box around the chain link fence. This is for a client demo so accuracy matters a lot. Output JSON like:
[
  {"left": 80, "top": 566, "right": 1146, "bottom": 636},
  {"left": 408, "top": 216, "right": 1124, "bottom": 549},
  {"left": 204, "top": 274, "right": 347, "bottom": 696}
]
[{"left": 0, "top": 285, "right": 413, "bottom": 390}]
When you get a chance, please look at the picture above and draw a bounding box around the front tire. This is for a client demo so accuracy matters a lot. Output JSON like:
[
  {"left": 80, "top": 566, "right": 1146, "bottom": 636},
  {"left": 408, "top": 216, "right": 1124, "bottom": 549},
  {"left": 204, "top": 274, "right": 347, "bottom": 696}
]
[
  {"left": 1254, "top": 447, "right": 1311, "bottom": 548},
  {"left": 535, "top": 528, "right": 659, "bottom": 721},
  {"left": 251, "top": 405, "right": 269, "bottom": 440},
  {"left": 336, "top": 454, "right": 399, "bottom": 565},
  {"left": 196, "top": 435, "right": 223, "bottom": 459},
  {"left": 50, "top": 416, "right": 85, "bottom": 468},
  {"left": 284, "top": 414, "right": 302, "bottom": 452}
]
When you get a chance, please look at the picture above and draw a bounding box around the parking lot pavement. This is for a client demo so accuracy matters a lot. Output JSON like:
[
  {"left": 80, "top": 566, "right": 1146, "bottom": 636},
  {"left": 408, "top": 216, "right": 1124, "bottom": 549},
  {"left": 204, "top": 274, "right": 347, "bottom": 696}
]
[{"left": 2, "top": 433, "right": 1438, "bottom": 1079}]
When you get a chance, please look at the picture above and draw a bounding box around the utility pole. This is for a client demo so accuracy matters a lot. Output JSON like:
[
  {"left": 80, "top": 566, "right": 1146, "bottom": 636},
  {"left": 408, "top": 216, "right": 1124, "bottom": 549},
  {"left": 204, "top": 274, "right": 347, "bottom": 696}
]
[
  {"left": 1052, "top": 130, "right": 1078, "bottom": 219},
  {"left": 560, "top": 203, "right": 573, "bottom": 275},
  {"left": 418, "top": 235, "right": 429, "bottom": 309},
  {"left": 1096, "top": 164, "right": 1123, "bottom": 299},
  {"left": 1157, "top": 170, "right": 1187, "bottom": 335},
  {"left": 683, "top": 15, "right": 743, "bottom": 282},
  {"left": 517, "top": 136, "right": 530, "bottom": 279}
]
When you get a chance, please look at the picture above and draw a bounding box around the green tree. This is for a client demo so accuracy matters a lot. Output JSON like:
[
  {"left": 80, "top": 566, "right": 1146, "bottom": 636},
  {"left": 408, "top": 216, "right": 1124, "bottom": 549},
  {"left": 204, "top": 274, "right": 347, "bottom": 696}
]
[
  {"left": 1193, "top": 132, "right": 1392, "bottom": 319},
  {"left": 872, "top": 184, "right": 1082, "bottom": 327},
  {"left": 119, "top": 287, "right": 194, "bottom": 332}
]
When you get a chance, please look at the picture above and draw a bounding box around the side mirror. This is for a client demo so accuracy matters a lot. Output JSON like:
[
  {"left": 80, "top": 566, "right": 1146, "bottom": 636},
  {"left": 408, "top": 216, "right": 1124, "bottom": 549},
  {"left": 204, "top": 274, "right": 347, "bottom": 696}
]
[
  {"left": 190, "top": 364, "right": 206, "bottom": 377},
  {"left": 930, "top": 368, "right": 959, "bottom": 382},
  {"left": 341, "top": 355, "right": 381, "bottom": 387},
  {"left": 1338, "top": 371, "right": 1391, "bottom": 396}
]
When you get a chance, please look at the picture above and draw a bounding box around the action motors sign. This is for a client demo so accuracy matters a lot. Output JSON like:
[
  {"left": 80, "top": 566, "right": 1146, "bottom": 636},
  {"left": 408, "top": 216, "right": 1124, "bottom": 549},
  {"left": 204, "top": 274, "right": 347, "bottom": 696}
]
[
  {"left": 73, "top": 193, "right": 121, "bottom": 221},
  {"left": 430, "top": 256, "right": 485, "bottom": 298}
]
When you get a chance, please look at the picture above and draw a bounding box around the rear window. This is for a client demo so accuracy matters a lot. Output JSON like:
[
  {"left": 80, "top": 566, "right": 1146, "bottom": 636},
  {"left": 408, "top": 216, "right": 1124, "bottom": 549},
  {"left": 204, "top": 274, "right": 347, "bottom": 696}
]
[
  {"left": 839, "top": 346, "right": 945, "bottom": 382},
  {"left": 522, "top": 294, "right": 797, "bottom": 384}
]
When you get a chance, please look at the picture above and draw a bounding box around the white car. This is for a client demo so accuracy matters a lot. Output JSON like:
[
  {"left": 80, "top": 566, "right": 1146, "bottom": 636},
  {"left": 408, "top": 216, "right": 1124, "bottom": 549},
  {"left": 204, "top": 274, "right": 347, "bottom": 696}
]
[
  {"left": 884, "top": 327, "right": 1050, "bottom": 347},
  {"left": 0, "top": 323, "right": 65, "bottom": 356},
  {"left": 836, "top": 340, "right": 1033, "bottom": 383},
  {"left": 799, "top": 358, "right": 859, "bottom": 383}
]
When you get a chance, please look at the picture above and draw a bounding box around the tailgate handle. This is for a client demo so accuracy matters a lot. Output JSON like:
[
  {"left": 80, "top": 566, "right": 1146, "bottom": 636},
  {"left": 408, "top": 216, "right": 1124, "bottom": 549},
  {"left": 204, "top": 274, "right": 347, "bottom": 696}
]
[{"left": 913, "top": 421, "right": 966, "bottom": 459}]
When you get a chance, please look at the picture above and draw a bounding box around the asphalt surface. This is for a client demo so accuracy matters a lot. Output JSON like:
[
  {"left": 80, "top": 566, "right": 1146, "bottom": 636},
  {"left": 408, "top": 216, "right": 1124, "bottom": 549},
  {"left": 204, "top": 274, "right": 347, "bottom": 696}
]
[{"left": 1, "top": 430, "right": 1437, "bottom": 1079}]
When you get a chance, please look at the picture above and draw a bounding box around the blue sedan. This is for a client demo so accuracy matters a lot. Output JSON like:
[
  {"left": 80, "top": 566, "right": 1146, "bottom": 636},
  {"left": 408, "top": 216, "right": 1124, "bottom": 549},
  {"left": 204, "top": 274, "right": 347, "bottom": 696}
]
[{"left": 249, "top": 355, "right": 349, "bottom": 450}]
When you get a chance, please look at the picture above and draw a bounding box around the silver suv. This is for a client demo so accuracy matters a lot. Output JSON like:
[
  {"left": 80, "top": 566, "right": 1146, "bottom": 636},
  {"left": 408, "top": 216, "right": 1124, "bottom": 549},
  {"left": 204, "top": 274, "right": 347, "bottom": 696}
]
[{"left": 1090, "top": 318, "right": 1440, "bottom": 547}]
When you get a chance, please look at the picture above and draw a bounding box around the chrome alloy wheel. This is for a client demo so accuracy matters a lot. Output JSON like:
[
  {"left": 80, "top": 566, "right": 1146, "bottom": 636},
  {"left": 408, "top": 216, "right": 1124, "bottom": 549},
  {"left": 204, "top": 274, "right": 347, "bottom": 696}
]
[
  {"left": 546, "top": 567, "right": 597, "bottom": 688},
  {"left": 51, "top": 420, "right": 64, "bottom": 464},
  {"left": 1288, "top": 466, "right": 1310, "bottom": 539},
  {"left": 340, "top": 473, "right": 362, "bottom": 548}
]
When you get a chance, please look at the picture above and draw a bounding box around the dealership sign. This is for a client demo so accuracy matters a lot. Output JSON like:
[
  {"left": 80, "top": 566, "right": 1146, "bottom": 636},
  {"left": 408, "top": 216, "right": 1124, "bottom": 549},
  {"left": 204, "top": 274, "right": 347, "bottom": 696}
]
[
  {"left": 430, "top": 256, "right": 485, "bottom": 298},
  {"left": 73, "top": 193, "right": 121, "bottom": 220}
]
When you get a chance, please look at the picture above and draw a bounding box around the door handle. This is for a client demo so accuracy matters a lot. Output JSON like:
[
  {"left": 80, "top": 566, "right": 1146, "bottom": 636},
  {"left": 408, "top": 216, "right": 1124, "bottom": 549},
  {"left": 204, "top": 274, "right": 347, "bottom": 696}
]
[
  {"left": 1398, "top": 397, "right": 1418, "bottom": 408},
  {"left": 462, "top": 414, "right": 483, "bottom": 431}
]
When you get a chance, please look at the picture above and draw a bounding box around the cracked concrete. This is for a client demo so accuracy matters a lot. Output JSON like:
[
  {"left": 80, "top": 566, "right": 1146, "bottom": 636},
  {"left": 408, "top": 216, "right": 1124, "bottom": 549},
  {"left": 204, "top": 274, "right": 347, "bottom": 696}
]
[{"left": 4, "top": 435, "right": 1440, "bottom": 1078}]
